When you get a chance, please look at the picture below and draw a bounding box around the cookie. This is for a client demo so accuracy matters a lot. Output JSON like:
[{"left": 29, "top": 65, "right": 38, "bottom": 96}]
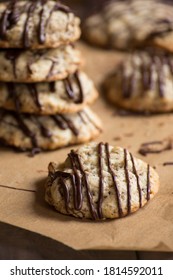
[
  {"left": 105, "top": 50, "right": 173, "bottom": 113},
  {"left": 0, "top": 71, "right": 98, "bottom": 114},
  {"left": 0, "top": 0, "right": 81, "bottom": 49},
  {"left": 0, "top": 45, "right": 81, "bottom": 82},
  {"left": 0, "top": 107, "right": 102, "bottom": 153},
  {"left": 83, "top": 0, "right": 173, "bottom": 50},
  {"left": 45, "top": 142, "right": 159, "bottom": 220}
]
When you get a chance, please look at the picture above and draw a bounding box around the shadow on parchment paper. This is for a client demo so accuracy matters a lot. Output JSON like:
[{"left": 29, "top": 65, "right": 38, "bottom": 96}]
[
  {"left": 33, "top": 177, "right": 119, "bottom": 225},
  {"left": 33, "top": 177, "right": 75, "bottom": 223}
]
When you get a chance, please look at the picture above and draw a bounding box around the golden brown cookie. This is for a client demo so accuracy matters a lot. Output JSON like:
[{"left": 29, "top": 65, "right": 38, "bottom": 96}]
[
  {"left": 45, "top": 142, "right": 159, "bottom": 220},
  {"left": 0, "top": 71, "right": 98, "bottom": 114},
  {"left": 83, "top": 0, "right": 173, "bottom": 51},
  {"left": 105, "top": 50, "right": 173, "bottom": 113},
  {"left": 0, "top": 108, "right": 102, "bottom": 154},
  {"left": 0, "top": 0, "right": 81, "bottom": 49},
  {"left": 0, "top": 45, "right": 81, "bottom": 82}
]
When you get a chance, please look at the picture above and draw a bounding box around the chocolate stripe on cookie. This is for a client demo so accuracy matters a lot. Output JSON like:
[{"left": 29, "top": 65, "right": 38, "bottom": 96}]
[
  {"left": 23, "top": 1, "right": 38, "bottom": 48},
  {"left": 0, "top": 0, "right": 19, "bottom": 39},
  {"left": 32, "top": 117, "right": 52, "bottom": 138},
  {"left": 7, "top": 83, "right": 21, "bottom": 112},
  {"left": 13, "top": 112, "right": 38, "bottom": 150},
  {"left": 0, "top": 0, "right": 70, "bottom": 47},
  {"left": 124, "top": 149, "right": 131, "bottom": 214},
  {"left": 130, "top": 152, "right": 142, "bottom": 208},
  {"left": 105, "top": 143, "right": 123, "bottom": 217},
  {"left": 98, "top": 143, "right": 104, "bottom": 219},
  {"left": 79, "top": 111, "right": 102, "bottom": 132},
  {"left": 147, "top": 164, "right": 151, "bottom": 201},
  {"left": 5, "top": 49, "right": 22, "bottom": 79},
  {"left": 69, "top": 150, "right": 99, "bottom": 220},
  {"left": 153, "top": 56, "right": 165, "bottom": 98},
  {"left": 121, "top": 64, "right": 133, "bottom": 99},
  {"left": 64, "top": 72, "right": 84, "bottom": 104},
  {"left": 68, "top": 153, "right": 83, "bottom": 211},
  {"left": 140, "top": 55, "right": 153, "bottom": 92},
  {"left": 27, "top": 84, "right": 42, "bottom": 110}
]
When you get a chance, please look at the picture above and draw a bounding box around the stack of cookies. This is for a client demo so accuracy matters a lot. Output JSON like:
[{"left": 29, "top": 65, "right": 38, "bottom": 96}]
[{"left": 0, "top": 0, "right": 102, "bottom": 155}]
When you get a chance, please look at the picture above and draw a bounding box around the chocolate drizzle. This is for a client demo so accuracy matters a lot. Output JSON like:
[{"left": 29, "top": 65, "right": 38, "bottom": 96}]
[
  {"left": 141, "top": 59, "right": 154, "bottom": 92},
  {"left": 64, "top": 72, "right": 84, "bottom": 104},
  {"left": 13, "top": 112, "right": 39, "bottom": 153},
  {"left": 5, "top": 49, "right": 22, "bottom": 79},
  {"left": 122, "top": 65, "right": 133, "bottom": 99},
  {"left": 50, "top": 143, "right": 151, "bottom": 220},
  {"left": 154, "top": 56, "right": 165, "bottom": 98},
  {"left": 68, "top": 154, "right": 83, "bottom": 211},
  {"left": 138, "top": 140, "right": 173, "bottom": 156},
  {"left": 0, "top": 0, "right": 19, "bottom": 39},
  {"left": 68, "top": 150, "right": 98, "bottom": 219},
  {"left": 51, "top": 115, "right": 78, "bottom": 136},
  {"left": 23, "top": 2, "right": 37, "bottom": 48},
  {"left": 46, "top": 60, "right": 56, "bottom": 79},
  {"left": 7, "top": 83, "right": 20, "bottom": 112},
  {"left": 98, "top": 143, "right": 104, "bottom": 219},
  {"left": 38, "top": 0, "right": 48, "bottom": 45},
  {"left": 79, "top": 110, "right": 102, "bottom": 132},
  {"left": 0, "top": 0, "right": 70, "bottom": 47},
  {"left": 73, "top": 72, "right": 84, "bottom": 104},
  {"left": 105, "top": 143, "right": 123, "bottom": 217},
  {"left": 146, "top": 164, "right": 151, "bottom": 201},
  {"left": 33, "top": 117, "right": 52, "bottom": 138},
  {"left": 130, "top": 153, "right": 142, "bottom": 208},
  {"left": 27, "top": 84, "right": 42, "bottom": 110},
  {"left": 6, "top": 82, "right": 42, "bottom": 111},
  {"left": 49, "top": 81, "right": 56, "bottom": 92},
  {"left": 124, "top": 149, "right": 131, "bottom": 214},
  {"left": 163, "top": 162, "right": 173, "bottom": 166}
]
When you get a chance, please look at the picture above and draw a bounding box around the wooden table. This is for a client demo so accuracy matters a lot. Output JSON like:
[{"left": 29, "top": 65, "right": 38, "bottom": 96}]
[{"left": 0, "top": 222, "right": 173, "bottom": 260}]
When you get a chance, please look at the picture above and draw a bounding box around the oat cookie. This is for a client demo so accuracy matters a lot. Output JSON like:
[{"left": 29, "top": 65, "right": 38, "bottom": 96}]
[
  {"left": 0, "top": 45, "right": 81, "bottom": 82},
  {"left": 0, "top": 71, "right": 98, "bottom": 114},
  {"left": 45, "top": 142, "right": 159, "bottom": 220},
  {"left": 0, "top": 107, "right": 102, "bottom": 153},
  {"left": 0, "top": 0, "right": 81, "bottom": 49},
  {"left": 105, "top": 51, "right": 173, "bottom": 113},
  {"left": 83, "top": 0, "right": 173, "bottom": 50}
]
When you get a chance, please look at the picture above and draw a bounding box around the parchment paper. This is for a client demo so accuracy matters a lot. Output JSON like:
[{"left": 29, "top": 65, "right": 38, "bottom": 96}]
[{"left": 0, "top": 43, "right": 173, "bottom": 252}]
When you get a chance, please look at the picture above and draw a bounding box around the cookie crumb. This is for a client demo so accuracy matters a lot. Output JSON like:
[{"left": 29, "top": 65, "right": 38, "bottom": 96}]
[{"left": 113, "top": 137, "right": 121, "bottom": 141}]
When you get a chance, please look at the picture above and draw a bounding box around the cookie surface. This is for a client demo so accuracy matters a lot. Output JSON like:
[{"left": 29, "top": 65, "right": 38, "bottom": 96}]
[
  {"left": 0, "top": 107, "right": 102, "bottom": 153},
  {"left": 83, "top": 0, "right": 173, "bottom": 50},
  {"left": 0, "top": 45, "right": 81, "bottom": 82},
  {"left": 105, "top": 50, "right": 173, "bottom": 113},
  {"left": 0, "top": 0, "right": 81, "bottom": 49},
  {"left": 0, "top": 71, "right": 98, "bottom": 114},
  {"left": 45, "top": 142, "right": 159, "bottom": 220}
]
